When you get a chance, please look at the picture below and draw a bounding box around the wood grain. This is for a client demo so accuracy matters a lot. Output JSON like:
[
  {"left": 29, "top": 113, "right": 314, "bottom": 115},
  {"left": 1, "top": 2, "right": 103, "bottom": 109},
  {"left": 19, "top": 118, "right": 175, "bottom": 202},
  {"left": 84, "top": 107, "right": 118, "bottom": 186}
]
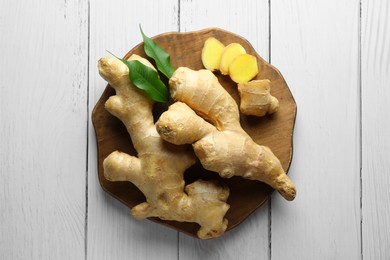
[
  {"left": 362, "top": 1, "right": 390, "bottom": 259},
  {"left": 0, "top": 0, "right": 88, "bottom": 258},
  {"left": 87, "top": 1, "right": 180, "bottom": 259},
  {"left": 270, "top": 0, "right": 361, "bottom": 259}
]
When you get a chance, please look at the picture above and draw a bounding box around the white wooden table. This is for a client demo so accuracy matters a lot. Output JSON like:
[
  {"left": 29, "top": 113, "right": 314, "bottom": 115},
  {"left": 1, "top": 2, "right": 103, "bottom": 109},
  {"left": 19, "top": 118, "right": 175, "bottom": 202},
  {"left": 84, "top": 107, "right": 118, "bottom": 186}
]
[{"left": 1, "top": 0, "right": 389, "bottom": 259}]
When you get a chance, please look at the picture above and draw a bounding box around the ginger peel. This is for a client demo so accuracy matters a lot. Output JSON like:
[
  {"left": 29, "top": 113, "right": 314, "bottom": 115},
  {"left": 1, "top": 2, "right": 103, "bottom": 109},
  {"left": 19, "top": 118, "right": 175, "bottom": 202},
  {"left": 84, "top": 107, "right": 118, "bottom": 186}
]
[
  {"left": 98, "top": 56, "right": 230, "bottom": 239},
  {"left": 156, "top": 67, "right": 296, "bottom": 201},
  {"left": 238, "top": 79, "right": 279, "bottom": 116}
]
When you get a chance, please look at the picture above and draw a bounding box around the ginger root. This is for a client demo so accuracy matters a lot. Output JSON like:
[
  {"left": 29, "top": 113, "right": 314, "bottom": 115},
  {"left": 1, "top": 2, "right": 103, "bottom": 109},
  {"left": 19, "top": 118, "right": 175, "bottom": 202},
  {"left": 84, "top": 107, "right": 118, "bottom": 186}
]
[
  {"left": 98, "top": 56, "right": 230, "bottom": 239},
  {"left": 156, "top": 67, "right": 296, "bottom": 201},
  {"left": 229, "top": 53, "right": 258, "bottom": 83},
  {"left": 238, "top": 79, "right": 279, "bottom": 116},
  {"left": 201, "top": 37, "right": 225, "bottom": 71},
  {"left": 201, "top": 38, "right": 259, "bottom": 83},
  {"left": 219, "top": 43, "right": 246, "bottom": 75}
]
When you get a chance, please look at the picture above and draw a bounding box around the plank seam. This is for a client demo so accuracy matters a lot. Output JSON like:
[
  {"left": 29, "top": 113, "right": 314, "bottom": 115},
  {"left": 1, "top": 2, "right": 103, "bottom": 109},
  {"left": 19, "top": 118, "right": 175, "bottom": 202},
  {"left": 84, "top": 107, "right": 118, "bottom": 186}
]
[
  {"left": 268, "top": 1, "right": 272, "bottom": 259},
  {"left": 85, "top": 1, "right": 91, "bottom": 259},
  {"left": 177, "top": 2, "right": 181, "bottom": 259},
  {"left": 268, "top": 200, "right": 272, "bottom": 260},
  {"left": 178, "top": 0, "right": 181, "bottom": 32},
  {"left": 359, "top": 0, "right": 363, "bottom": 259},
  {"left": 269, "top": 0, "right": 272, "bottom": 64}
]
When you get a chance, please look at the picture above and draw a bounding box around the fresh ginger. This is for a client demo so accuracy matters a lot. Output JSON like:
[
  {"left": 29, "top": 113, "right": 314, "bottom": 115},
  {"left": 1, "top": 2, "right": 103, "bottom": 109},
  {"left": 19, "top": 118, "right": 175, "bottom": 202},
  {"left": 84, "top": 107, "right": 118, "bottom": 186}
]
[
  {"left": 156, "top": 67, "right": 296, "bottom": 201},
  {"left": 98, "top": 56, "right": 230, "bottom": 239},
  {"left": 238, "top": 79, "right": 279, "bottom": 116},
  {"left": 219, "top": 43, "right": 246, "bottom": 75},
  {"left": 229, "top": 54, "right": 258, "bottom": 83},
  {"left": 201, "top": 37, "right": 225, "bottom": 71},
  {"left": 201, "top": 38, "right": 259, "bottom": 84}
]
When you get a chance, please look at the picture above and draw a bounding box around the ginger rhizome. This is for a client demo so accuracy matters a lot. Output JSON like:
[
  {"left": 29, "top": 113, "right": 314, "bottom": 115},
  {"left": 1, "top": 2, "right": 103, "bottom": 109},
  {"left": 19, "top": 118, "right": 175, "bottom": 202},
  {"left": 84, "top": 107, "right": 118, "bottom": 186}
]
[
  {"left": 201, "top": 37, "right": 277, "bottom": 117},
  {"left": 156, "top": 67, "right": 296, "bottom": 201},
  {"left": 98, "top": 56, "right": 230, "bottom": 239},
  {"left": 238, "top": 79, "right": 279, "bottom": 117}
]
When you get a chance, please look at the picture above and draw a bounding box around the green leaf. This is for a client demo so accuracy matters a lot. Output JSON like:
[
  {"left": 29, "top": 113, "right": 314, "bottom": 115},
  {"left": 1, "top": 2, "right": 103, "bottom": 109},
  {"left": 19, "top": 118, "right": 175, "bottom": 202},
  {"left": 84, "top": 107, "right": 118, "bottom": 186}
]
[
  {"left": 140, "top": 25, "right": 175, "bottom": 79},
  {"left": 123, "top": 59, "right": 169, "bottom": 103},
  {"left": 106, "top": 50, "right": 169, "bottom": 103}
]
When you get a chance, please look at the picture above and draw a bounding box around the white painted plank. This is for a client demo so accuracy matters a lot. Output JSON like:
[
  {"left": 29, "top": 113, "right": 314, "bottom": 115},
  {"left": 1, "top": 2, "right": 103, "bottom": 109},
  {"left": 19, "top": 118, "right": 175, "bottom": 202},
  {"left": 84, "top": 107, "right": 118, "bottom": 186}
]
[
  {"left": 88, "top": 1, "right": 180, "bottom": 259},
  {"left": 362, "top": 0, "right": 390, "bottom": 258},
  {"left": 178, "top": 206, "right": 269, "bottom": 260},
  {"left": 179, "top": 1, "right": 270, "bottom": 259},
  {"left": 270, "top": 1, "right": 361, "bottom": 259},
  {"left": 0, "top": 0, "right": 88, "bottom": 259},
  {"left": 180, "top": 0, "right": 270, "bottom": 60}
]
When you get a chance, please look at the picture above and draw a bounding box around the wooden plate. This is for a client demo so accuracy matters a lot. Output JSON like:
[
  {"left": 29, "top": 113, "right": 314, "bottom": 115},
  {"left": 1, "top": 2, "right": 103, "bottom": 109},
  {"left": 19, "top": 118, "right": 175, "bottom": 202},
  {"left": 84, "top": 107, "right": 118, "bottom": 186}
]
[{"left": 92, "top": 28, "right": 297, "bottom": 238}]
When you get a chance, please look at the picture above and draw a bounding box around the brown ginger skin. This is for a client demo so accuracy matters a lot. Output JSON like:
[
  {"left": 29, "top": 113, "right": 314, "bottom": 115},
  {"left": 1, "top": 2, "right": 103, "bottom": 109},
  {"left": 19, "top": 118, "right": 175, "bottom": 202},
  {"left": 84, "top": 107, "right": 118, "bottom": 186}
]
[
  {"left": 238, "top": 79, "right": 279, "bottom": 117},
  {"left": 98, "top": 57, "right": 230, "bottom": 239},
  {"left": 156, "top": 67, "right": 296, "bottom": 201}
]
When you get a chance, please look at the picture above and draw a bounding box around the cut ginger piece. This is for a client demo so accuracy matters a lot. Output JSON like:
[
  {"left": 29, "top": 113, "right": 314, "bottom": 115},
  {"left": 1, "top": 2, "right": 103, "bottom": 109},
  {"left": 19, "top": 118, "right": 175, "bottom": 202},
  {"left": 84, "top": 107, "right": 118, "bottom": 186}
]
[
  {"left": 238, "top": 79, "right": 279, "bottom": 117},
  {"left": 219, "top": 43, "right": 246, "bottom": 75},
  {"left": 201, "top": 37, "right": 225, "bottom": 71},
  {"left": 229, "top": 53, "right": 258, "bottom": 83}
]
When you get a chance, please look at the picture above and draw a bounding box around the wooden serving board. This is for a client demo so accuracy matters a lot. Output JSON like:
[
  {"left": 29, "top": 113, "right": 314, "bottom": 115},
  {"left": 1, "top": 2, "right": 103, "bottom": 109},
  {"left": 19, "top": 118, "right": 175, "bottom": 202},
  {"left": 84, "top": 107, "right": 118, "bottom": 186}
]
[{"left": 92, "top": 28, "right": 297, "bottom": 238}]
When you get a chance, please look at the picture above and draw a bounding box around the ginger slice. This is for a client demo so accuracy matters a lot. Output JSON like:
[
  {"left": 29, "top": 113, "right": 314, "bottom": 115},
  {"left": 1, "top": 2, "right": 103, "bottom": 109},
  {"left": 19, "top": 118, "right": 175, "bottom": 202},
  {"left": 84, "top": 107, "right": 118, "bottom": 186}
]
[
  {"left": 201, "top": 38, "right": 258, "bottom": 84},
  {"left": 98, "top": 56, "right": 230, "bottom": 239},
  {"left": 201, "top": 37, "right": 225, "bottom": 71},
  {"left": 156, "top": 67, "right": 296, "bottom": 201},
  {"left": 219, "top": 43, "right": 246, "bottom": 75},
  {"left": 238, "top": 79, "right": 279, "bottom": 116},
  {"left": 229, "top": 53, "right": 258, "bottom": 83}
]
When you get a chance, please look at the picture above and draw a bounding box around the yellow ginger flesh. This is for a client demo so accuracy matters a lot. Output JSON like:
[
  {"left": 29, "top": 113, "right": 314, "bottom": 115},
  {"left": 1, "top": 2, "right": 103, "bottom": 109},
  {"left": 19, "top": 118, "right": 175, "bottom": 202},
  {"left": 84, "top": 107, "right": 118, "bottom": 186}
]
[
  {"left": 156, "top": 67, "right": 296, "bottom": 201},
  {"left": 228, "top": 53, "right": 258, "bottom": 83},
  {"left": 98, "top": 56, "right": 230, "bottom": 239},
  {"left": 219, "top": 43, "right": 246, "bottom": 75},
  {"left": 201, "top": 37, "right": 225, "bottom": 71}
]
